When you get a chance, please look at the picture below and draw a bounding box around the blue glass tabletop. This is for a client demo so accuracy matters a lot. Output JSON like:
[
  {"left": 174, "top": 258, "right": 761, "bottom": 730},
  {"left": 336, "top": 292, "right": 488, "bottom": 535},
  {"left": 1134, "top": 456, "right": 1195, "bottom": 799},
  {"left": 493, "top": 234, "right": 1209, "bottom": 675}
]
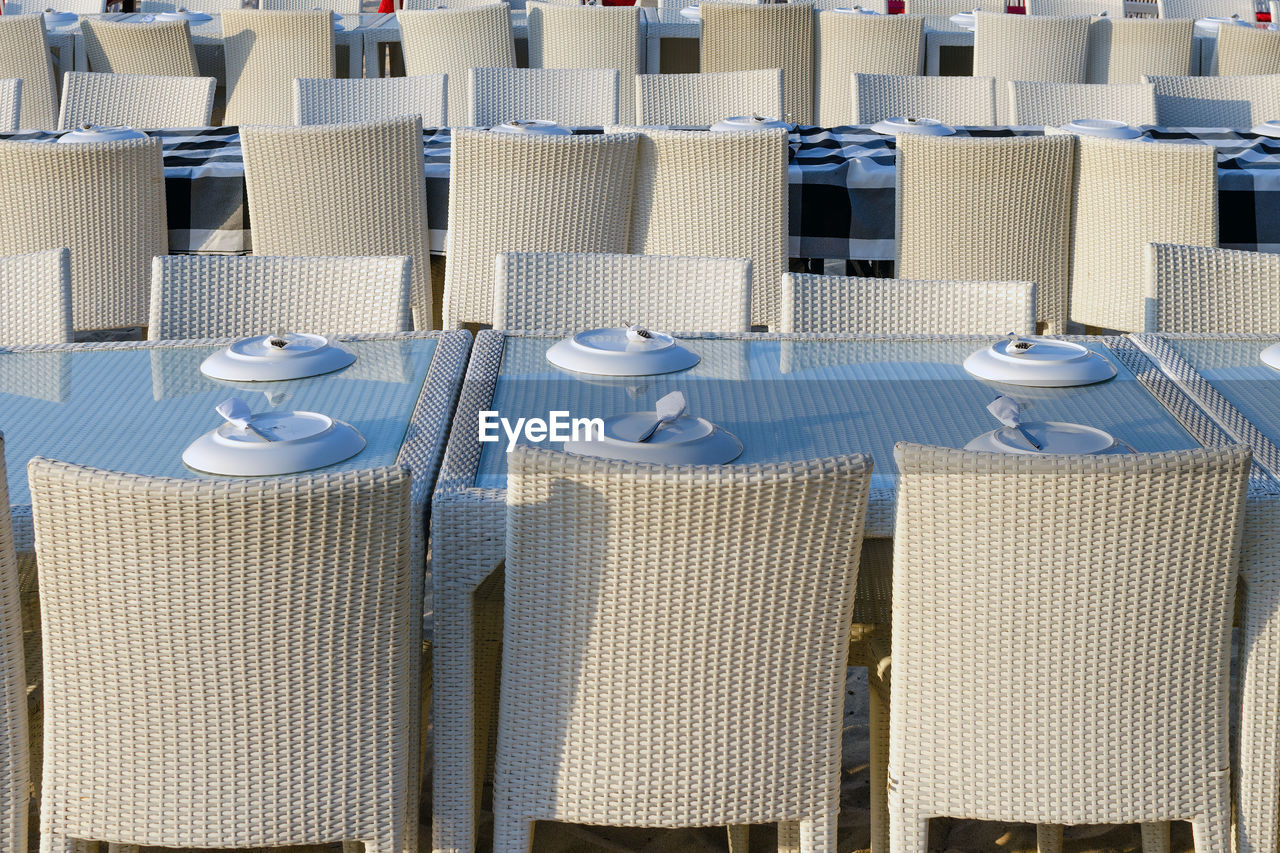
[{"left": 1164, "top": 337, "right": 1280, "bottom": 450}]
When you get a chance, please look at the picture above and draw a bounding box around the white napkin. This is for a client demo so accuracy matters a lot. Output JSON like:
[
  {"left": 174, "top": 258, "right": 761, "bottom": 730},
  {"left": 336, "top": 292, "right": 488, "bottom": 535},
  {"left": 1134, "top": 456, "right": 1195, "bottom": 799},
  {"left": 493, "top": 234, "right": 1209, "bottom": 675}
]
[
  {"left": 1005, "top": 332, "right": 1035, "bottom": 356},
  {"left": 216, "top": 397, "right": 275, "bottom": 441},
  {"left": 634, "top": 390, "right": 687, "bottom": 442},
  {"left": 625, "top": 324, "right": 659, "bottom": 344},
  {"left": 986, "top": 395, "right": 1022, "bottom": 428}
]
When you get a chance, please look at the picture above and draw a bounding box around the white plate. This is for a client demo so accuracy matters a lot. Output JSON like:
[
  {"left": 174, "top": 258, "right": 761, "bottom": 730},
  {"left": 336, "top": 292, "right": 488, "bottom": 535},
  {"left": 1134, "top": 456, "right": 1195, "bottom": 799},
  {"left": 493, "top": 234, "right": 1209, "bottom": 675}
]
[
  {"left": 1195, "top": 15, "right": 1252, "bottom": 32},
  {"left": 1252, "top": 119, "right": 1280, "bottom": 137},
  {"left": 153, "top": 10, "right": 213, "bottom": 22},
  {"left": 679, "top": 4, "right": 699, "bottom": 18},
  {"left": 546, "top": 328, "right": 700, "bottom": 376},
  {"left": 42, "top": 10, "right": 77, "bottom": 26},
  {"left": 491, "top": 119, "right": 572, "bottom": 135},
  {"left": 183, "top": 411, "right": 365, "bottom": 475},
  {"left": 870, "top": 116, "right": 955, "bottom": 136},
  {"left": 832, "top": 5, "right": 879, "bottom": 11},
  {"left": 949, "top": 11, "right": 975, "bottom": 28},
  {"left": 58, "top": 124, "right": 148, "bottom": 143},
  {"left": 965, "top": 421, "right": 1131, "bottom": 455},
  {"left": 1061, "top": 118, "right": 1142, "bottom": 139},
  {"left": 563, "top": 411, "right": 742, "bottom": 464},
  {"left": 710, "top": 115, "right": 790, "bottom": 132},
  {"left": 1259, "top": 342, "right": 1280, "bottom": 370},
  {"left": 963, "top": 337, "right": 1117, "bottom": 387},
  {"left": 200, "top": 333, "right": 356, "bottom": 382}
]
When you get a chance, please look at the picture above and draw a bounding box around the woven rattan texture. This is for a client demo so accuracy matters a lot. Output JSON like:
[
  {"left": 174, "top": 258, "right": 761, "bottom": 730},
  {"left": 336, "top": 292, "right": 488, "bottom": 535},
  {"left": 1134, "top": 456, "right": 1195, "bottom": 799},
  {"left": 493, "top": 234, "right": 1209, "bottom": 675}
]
[
  {"left": 222, "top": 10, "right": 334, "bottom": 127},
  {"left": 0, "top": 78, "right": 16, "bottom": 132},
  {"left": 262, "top": 0, "right": 361, "bottom": 11},
  {"left": 0, "top": 16, "right": 57, "bottom": 130},
  {"left": 1144, "top": 244, "right": 1280, "bottom": 333},
  {"left": 293, "top": 75, "right": 447, "bottom": 126},
  {"left": 0, "top": 137, "right": 167, "bottom": 330},
  {"left": 468, "top": 66, "right": 620, "bottom": 127},
  {"left": 493, "top": 250, "right": 752, "bottom": 331},
  {"left": 0, "top": 441, "right": 28, "bottom": 853},
  {"left": 1216, "top": 25, "right": 1280, "bottom": 76},
  {"left": 29, "top": 460, "right": 420, "bottom": 851},
  {"left": 1156, "top": 0, "right": 1254, "bottom": 18},
  {"left": 148, "top": 254, "right": 413, "bottom": 338},
  {"left": 1025, "top": 0, "right": 1125, "bottom": 13},
  {"left": 700, "top": 2, "right": 815, "bottom": 124},
  {"left": 1008, "top": 81, "right": 1156, "bottom": 126},
  {"left": 816, "top": 13, "right": 922, "bottom": 127},
  {"left": 0, "top": 247, "right": 71, "bottom": 345},
  {"left": 81, "top": 18, "right": 199, "bottom": 76},
  {"left": 780, "top": 274, "right": 1035, "bottom": 334},
  {"left": 58, "top": 72, "right": 215, "bottom": 129},
  {"left": 1144, "top": 74, "right": 1280, "bottom": 127},
  {"left": 442, "top": 129, "right": 638, "bottom": 329},
  {"left": 973, "top": 12, "right": 1089, "bottom": 125},
  {"left": 896, "top": 133, "right": 1074, "bottom": 333},
  {"left": 493, "top": 446, "right": 872, "bottom": 850},
  {"left": 139, "top": 0, "right": 241, "bottom": 9},
  {"left": 1086, "top": 18, "right": 1192, "bottom": 83},
  {"left": 624, "top": 127, "right": 787, "bottom": 329},
  {"left": 635, "top": 69, "right": 783, "bottom": 126},
  {"left": 888, "top": 442, "right": 1249, "bottom": 847},
  {"left": 526, "top": 2, "right": 642, "bottom": 124},
  {"left": 399, "top": 5, "right": 517, "bottom": 127},
  {"left": 1070, "top": 136, "right": 1216, "bottom": 332},
  {"left": 241, "top": 117, "right": 433, "bottom": 329},
  {"left": 850, "top": 73, "right": 996, "bottom": 126}
]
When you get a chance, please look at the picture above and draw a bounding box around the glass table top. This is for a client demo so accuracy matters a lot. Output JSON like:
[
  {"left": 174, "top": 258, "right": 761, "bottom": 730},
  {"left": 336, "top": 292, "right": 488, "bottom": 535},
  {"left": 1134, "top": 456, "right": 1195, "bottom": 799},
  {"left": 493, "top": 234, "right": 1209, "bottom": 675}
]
[{"left": 1166, "top": 336, "right": 1280, "bottom": 449}]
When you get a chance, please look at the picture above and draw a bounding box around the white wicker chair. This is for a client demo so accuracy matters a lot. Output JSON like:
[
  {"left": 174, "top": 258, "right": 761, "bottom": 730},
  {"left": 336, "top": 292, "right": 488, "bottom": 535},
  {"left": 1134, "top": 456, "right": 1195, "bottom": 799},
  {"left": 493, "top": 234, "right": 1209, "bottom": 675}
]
[
  {"left": 468, "top": 66, "right": 619, "bottom": 126},
  {"left": 623, "top": 126, "right": 788, "bottom": 329},
  {"left": 222, "top": 10, "right": 333, "bottom": 127},
  {"left": 1025, "top": 0, "right": 1124, "bottom": 13},
  {"left": 1144, "top": 73, "right": 1280, "bottom": 127},
  {"left": 293, "top": 76, "right": 447, "bottom": 125},
  {"left": 896, "top": 133, "right": 1075, "bottom": 333},
  {"left": 262, "top": 0, "right": 360, "bottom": 11},
  {"left": 443, "top": 128, "right": 638, "bottom": 329},
  {"left": 1157, "top": 0, "right": 1254, "bottom": 18},
  {"left": 139, "top": 0, "right": 241, "bottom": 10},
  {"left": 0, "top": 78, "right": 17, "bottom": 132},
  {"left": 149, "top": 254, "right": 413, "bottom": 339},
  {"left": 0, "top": 15, "right": 57, "bottom": 130},
  {"left": 80, "top": 18, "right": 199, "bottom": 76},
  {"left": 398, "top": 5, "right": 517, "bottom": 127},
  {"left": 1085, "top": 17, "right": 1192, "bottom": 83},
  {"left": 816, "top": 12, "right": 922, "bottom": 127},
  {"left": 0, "top": 440, "right": 28, "bottom": 853},
  {"left": 635, "top": 69, "right": 784, "bottom": 126},
  {"left": 58, "top": 71, "right": 215, "bottom": 129},
  {"left": 526, "top": 2, "right": 643, "bottom": 124},
  {"left": 241, "top": 117, "right": 433, "bottom": 329},
  {"left": 1144, "top": 243, "right": 1280, "bottom": 332},
  {"left": 402, "top": 0, "right": 514, "bottom": 7},
  {"left": 886, "top": 442, "right": 1249, "bottom": 853},
  {"left": 493, "top": 250, "right": 752, "bottom": 331},
  {"left": 780, "top": 274, "right": 1035, "bottom": 334},
  {"left": 0, "top": 0, "right": 103, "bottom": 12},
  {"left": 1216, "top": 24, "right": 1280, "bottom": 76},
  {"left": 851, "top": 73, "right": 996, "bottom": 126},
  {"left": 493, "top": 445, "right": 873, "bottom": 853},
  {"left": 814, "top": 0, "right": 887, "bottom": 8},
  {"left": 973, "top": 12, "right": 1090, "bottom": 125},
  {"left": 700, "top": 1, "right": 816, "bottom": 124},
  {"left": 1008, "top": 80, "right": 1156, "bottom": 125},
  {"left": 1069, "top": 134, "right": 1216, "bottom": 332},
  {"left": 0, "top": 138, "right": 166, "bottom": 331},
  {"left": 29, "top": 459, "right": 420, "bottom": 853},
  {"left": 0, "top": 247, "right": 71, "bottom": 345}
]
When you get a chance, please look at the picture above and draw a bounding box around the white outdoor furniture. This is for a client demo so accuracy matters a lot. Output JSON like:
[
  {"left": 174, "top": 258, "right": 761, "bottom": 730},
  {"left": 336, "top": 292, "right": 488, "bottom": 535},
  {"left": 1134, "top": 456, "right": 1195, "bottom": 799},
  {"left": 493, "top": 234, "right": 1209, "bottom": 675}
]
[
  {"left": 851, "top": 73, "right": 996, "bottom": 126},
  {"left": 222, "top": 9, "right": 334, "bottom": 126},
  {"left": 1008, "top": 80, "right": 1156, "bottom": 126},
  {"left": 0, "top": 78, "right": 17, "bottom": 131},
  {"left": 1025, "top": 0, "right": 1125, "bottom": 14},
  {"left": 526, "top": 1, "right": 643, "bottom": 124},
  {"left": 80, "top": 17, "right": 199, "bottom": 76},
  {"left": 1144, "top": 74, "right": 1280, "bottom": 127},
  {"left": 0, "top": 15, "right": 58, "bottom": 129},
  {"left": 1156, "top": 0, "right": 1255, "bottom": 19},
  {"left": 0, "top": 248, "right": 71, "bottom": 346},
  {"left": 635, "top": 69, "right": 783, "bottom": 126},
  {"left": 815, "top": 11, "right": 923, "bottom": 127},
  {"left": 1216, "top": 24, "right": 1280, "bottom": 76},
  {"left": 700, "top": 1, "right": 815, "bottom": 124},
  {"left": 972, "top": 12, "right": 1090, "bottom": 124},
  {"left": 1085, "top": 17, "right": 1194, "bottom": 83},
  {"left": 468, "top": 66, "right": 620, "bottom": 127},
  {"left": 58, "top": 71, "right": 215, "bottom": 128},
  {"left": 398, "top": 5, "right": 517, "bottom": 126},
  {"left": 262, "top": 0, "right": 361, "bottom": 11},
  {"left": 293, "top": 75, "right": 447, "bottom": 125},
  {"left": 0, "top": 440, "right": 27, "bottom": 853},
  {"left": 1142, "top": 244, "right": 1280, "bottom": 333}
]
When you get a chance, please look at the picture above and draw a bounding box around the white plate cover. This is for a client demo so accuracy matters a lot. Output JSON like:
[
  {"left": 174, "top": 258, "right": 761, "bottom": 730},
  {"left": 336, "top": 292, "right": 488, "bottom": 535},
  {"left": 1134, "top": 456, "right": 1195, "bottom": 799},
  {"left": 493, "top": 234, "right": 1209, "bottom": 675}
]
[
  {"left": 42, "top": 10, "right": 77, "bottom": 25},
  {"left": 870, "top": 116, "right": 955, "bottom": 136},
  {"left": 491, "top": 119, "right": 572, "bottom": 135},
  {"left": 153, "top": 10, "right": 213, "bottom": 22},
  {"left": 58, "top": 124, "right": 148, "bottom": 143},
  {"left": 949, "top": 11, "right": 976, "bottom": 28},
  {"left": 710, "top": 115, "right": 790, "bottom": 132},
  {"left": 200, "top": 333, "right": 356, "bottom": 382},
  {"left": 183, "top": 411, "right": 366, "bottom": 476},
  {"left": 679, "top": 4, "right": 699, "bottom": 18},
  {"left": 964, "top": 337, "right": 1117, "bottom": 387},
  {"left": 1061, "top": 118, "right": 1142, "bottom": 139},
  {"left": 1195, "top": 15, "right": 1252, "bottom": 32},
  {"left": 546, "top": 328, "right": 700, "bottom": 376},
  {"left": 1259, "top": 342, "right": 1280, "bottom": 370},
  {"left": 1251, "top": 119, "right": 1280, "bottom": 137},
  {"left": 563, "top": 411, "right": 742, "bottom": 464},
  {"left": 965, "top": 421, "right": 1131, "bottom": 455}
]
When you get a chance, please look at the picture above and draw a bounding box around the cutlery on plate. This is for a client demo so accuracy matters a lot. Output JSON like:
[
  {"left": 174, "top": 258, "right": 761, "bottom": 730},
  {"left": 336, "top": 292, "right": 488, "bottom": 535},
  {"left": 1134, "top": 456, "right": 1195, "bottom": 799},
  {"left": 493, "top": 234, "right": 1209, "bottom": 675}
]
[{"left": 633, "top": 390, "right": 686, "bottom": 442}]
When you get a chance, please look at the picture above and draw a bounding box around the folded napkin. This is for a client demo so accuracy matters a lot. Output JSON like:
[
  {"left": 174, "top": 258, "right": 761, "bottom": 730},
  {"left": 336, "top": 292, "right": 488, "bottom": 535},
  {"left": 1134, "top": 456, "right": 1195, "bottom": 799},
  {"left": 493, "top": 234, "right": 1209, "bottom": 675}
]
[
  {"left": 986, "top": 395, "right": 1023, "bottom": 428},
  {"left": 216, "top": 397, "right": 275, "bottom": 441}
]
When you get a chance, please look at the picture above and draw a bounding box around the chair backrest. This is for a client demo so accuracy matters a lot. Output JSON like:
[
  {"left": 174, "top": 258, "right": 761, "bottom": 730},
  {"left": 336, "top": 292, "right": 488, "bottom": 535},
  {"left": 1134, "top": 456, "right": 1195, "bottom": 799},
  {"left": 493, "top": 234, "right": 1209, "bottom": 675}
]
[
  {"left": 780, "top": 274, "right": 1036, "bottom": 334},
  {"left": 262, "top": 0, "right": 360, "bottom": 11},
  {"left": 294, "top": 75, "right": 447, "bottom": 125},
  {"left": 58, "top": 71, "right": 215, "bottom": 129},
  {"left": 1156, "top": 0, "right": 1254, "bottom": 18},
  {"left": 0, "top": 137, "right": 167, "bottom": 330},
  {"left": 1216, "top": 23, "right": 1280, "bottom": 76},
  {"left": 624, "top": 126, "right": 788, "bottom": 329},
  {"left": 896, "top": 132, "right": 1075, "bottom": 332},
  {"left": 495, "top": 445, "right": 872, "bottom": 833},
  {"left": 1, "top": 0, "right": 103, "bottom": 12},
  {"left": 1025, "top": 0, "right": 1124, "bottom": 13},
  {"left": 851, "top": 72, "right": 996, "bottom": 125},
  {"left": 973, "top": 12, "right": 1090, "bottom": 124},
  {"left": 468, "top": 66, "right": 620, "bottom": 126},
  {"left": 139, "top": 0, "right": 241, "bottom": 11},
  {"left": 241, "top": 117, "right": 432, "bottom": 329},
  {"left": 814, "top": 0, "right": 887, "bottom": 8},
  {"left": 0, "top": 439, "right": 28, "bottom": 853},
  {"left": 402, "top": 0, "right": 514, "bottom": 7},
  {"left": 1069, "top": 134, "right": 1215, "bottom": 331},
  {"left": 1085, "top": 17, "right": 1192, "bottom": 83},
  {"left": 1144, "top": 73, "right": 1280, "bottom": 127},
  {"left": 700, "top": 1, "right": 816, "bottom": 124},
  {"left": 635, "top": 69, "right": 783, "bottom": 126},
  {"left": 0, "top": 247, "right": 71, "bottom": 344},
  {"left": 0, "top": 15, "right": 56, "bottom": 130},
  {"left": 149, "top": 254, "right": 413, "bottom": 339},
  {"left": 222, "top": 9, "right": 333, "bottom": 126},
  {"left": 527, "top": 2, "right": 642, "bottom": 124},
  {"left": 816, "top": 12, "right": 922, "bottom": 127},
  {"left": 493, "top": 250, "right": 752, "bottom": 331},
  {"left": 1144, "top": 243, "right": 1280, "bottom": 332},
  {"left": 1008, "top": 80, "right": 1156, "bottom": 125},
  {"left": 443, "top": 128, "right": 638, "bottom": 329},
  {"left": 80, "top": 18, "right": 199, "bottom": 76},
  {"left": 0, "top": 78, "right": 17, "bottom": 132},
  {"left": 398, "top": 5, "right": 516, "bottom": 127},
  {"left": 889, "top": 442, "right": 1248, "bottom": 832},
  {"left": 29, "top": 458, "right": 419, "bottom": 852}
]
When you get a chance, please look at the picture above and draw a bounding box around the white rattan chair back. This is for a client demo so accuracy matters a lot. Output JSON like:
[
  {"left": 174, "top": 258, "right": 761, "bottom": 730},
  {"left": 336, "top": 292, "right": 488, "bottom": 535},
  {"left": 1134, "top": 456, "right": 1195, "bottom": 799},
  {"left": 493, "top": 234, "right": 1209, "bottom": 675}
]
[
  {"left": 398, "top": 5, "right": 517, "bottom": 126},
  {"left": 1144, "top": 73, "right": 1280, "bottom": 126},
  {"left": 1216, "top": 24, "right": 1280, "bottom": 75},
  {"left": 468, "top": 66, "right": 620, "bottom": 126},
  {"left": 851, "top": 72, "right": 996, "bottom": 125},
  {"left": 973, "top": 12, "right": 1090, "bottom": 124},
  {"left": 1144, "top": 243, "right": 1280, "bottom": 332},
  {"left": 1156, "top": 0, "right": 1254, "bottom": 19},
  {"left": 0, "top": 15, "right": 56, "bottom": 130},
  {"left": 0, "top": 78, "right": 17, "bottom": 132},
  {"left": 58, "top": 71, "right": 215, "bottom": 129},
  {"left": 527, "top": 2, "right": 643, "bottom": 124},
  {"left": 0, "top": 247, "right": 71, "bottom": 344},
  {"left": 1085, "top": 17, "right": 1192, "bottom": 83},
  {"left": 0, "top": 439, "right": 28, "bottom": 853},
  {"left": 80, "top": 17, "right": 199, "bottom": 76},
  {"left": 222, "top": 9, "right": 334, "bottom": 126},
  {"left": 700, "top": 1, "right": 816, "bottom": 124},
  {"left": 294, "top": 75, "right": 447, "bottom": 125},
  {"left": 635, "top": 69, "right": 784, "bottom": 126},
  {"left": 1008, "top": 80, "right": 1156, "bottom": 125},
  {"left": 816, "top": 11, "right": 923, "bottom": 126}
]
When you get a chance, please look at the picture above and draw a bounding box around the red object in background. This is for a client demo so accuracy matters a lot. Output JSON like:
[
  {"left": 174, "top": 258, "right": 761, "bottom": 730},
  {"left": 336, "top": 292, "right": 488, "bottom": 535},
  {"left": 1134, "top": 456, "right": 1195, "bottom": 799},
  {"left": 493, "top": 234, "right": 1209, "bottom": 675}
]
[
  {"left": 887, "top": 0, "right": 904, "bottom": 11},
  {"left": 1006, "top": 5, "right": 1026, "bottom": 11},
  {"left": 1260, "top": 11, "right": 1272, "bottom": 21},
  {"left": 377, "top": 0, "right": 394, "bottom": 11}
]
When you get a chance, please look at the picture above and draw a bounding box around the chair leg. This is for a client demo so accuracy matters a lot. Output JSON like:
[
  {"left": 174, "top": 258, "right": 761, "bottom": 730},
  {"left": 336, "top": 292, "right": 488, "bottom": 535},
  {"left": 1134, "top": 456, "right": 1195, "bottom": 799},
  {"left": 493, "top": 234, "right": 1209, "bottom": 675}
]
[
  {"left": 727, "top": 824, "right": 750, "bottom": 852},
  {"left": 1036, "top": 824, "right": 1063, "bottom": 853},
  {"left": 491, "top": 813, "right": 534, "bottom": 853},
  {"left": 1142, "top": 822, "right": 1170, "bottom": 853},
  {"left": 869, "top": 676, "right": 891, "bottom": 853},
  {"left": 778, "top": 820, "right": 801, "bottom": 852},
  {"left": 798, "top": 812, "right": 839, "bottom": 853}
]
